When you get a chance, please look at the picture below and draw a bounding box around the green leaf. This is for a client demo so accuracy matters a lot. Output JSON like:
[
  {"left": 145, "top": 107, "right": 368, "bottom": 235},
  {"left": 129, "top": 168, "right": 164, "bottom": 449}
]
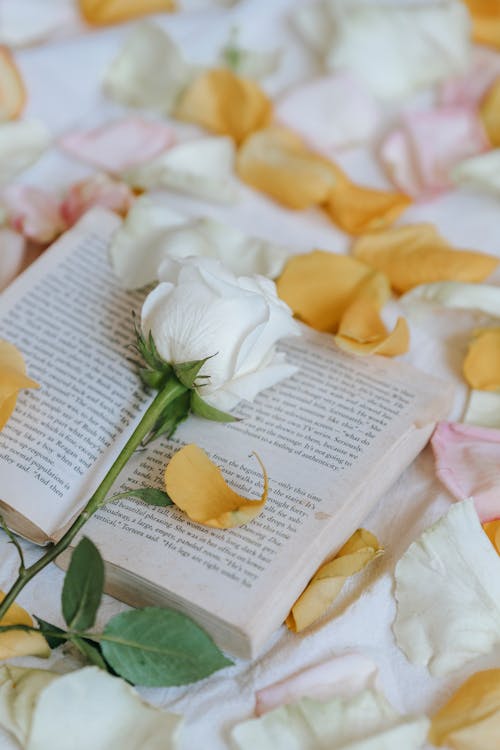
[
  {"left": 62, "top": 537, "right": 104, "bottom": 632},
  {"left": 34, "top": 617, "right": 68, "bottom": 649},
  {"left": 100, "top": 608, "right": 233, "bottom": 686},
  {"left": 109, "top": 488, "right": 172, "bottom": 507},
  {"left": 190, "top": 391, "right": 238, "bottom": 423},
  {"left": 144, "top": 390, "right": 191, "bottom": 445},
  {"left": 70, "top": 635, "right": 109, "bottom": 671},
  {"left": 174, "top": 356, "right": 214, "bottom": 389}
]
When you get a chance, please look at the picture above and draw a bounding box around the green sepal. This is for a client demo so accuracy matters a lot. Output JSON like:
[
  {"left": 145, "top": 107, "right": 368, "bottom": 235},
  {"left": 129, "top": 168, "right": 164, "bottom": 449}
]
[
  {"left": 34, "top": 617, "right": 67, "bottom": 649},
  {"left": 174, "top": 356, "right": 214, "bottom": 389},
  {"left": 139, "top": 368, "right": 171, "bottom": 390},
  {"left": 190, "top": 391, "right": 237, "bottom": 423},
  {"left": 70, "top": 635, "right": 109, "bottom": 671},
  {"left": 144, "top": 390, "right": 191, "bottom": 445}
]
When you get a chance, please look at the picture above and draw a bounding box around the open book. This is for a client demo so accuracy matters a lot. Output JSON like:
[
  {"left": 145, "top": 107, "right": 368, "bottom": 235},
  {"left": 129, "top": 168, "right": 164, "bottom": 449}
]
[{"left": 0, "top": 209, "right": 453, "bottom": 657}]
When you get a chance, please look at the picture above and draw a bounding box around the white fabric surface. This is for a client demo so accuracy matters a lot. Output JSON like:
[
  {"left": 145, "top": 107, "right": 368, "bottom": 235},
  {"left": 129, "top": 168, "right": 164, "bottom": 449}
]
[{"left": 2, "top": 1, "right": 500, "bottom": 748}]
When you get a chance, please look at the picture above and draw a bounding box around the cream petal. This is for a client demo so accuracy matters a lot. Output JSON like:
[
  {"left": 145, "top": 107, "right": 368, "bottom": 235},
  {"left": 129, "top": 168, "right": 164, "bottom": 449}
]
[
  {"left": 464, "top": 390, "right": 500, "bottom": 430},
  {"left": 0, "top": 666, "right": 57, "bottom": 746},
  {"left": 452, "top": 149, "right": 500, "bottom": 198},
  {"left": 401, "top": 281, "right": 500, "bottom": 319},
  {"left": 0, "top": 120, "right": 50, "bottom": 185}
]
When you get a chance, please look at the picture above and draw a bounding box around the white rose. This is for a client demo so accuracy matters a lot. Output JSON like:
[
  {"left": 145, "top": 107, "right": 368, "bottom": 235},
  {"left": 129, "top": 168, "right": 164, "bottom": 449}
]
[{"left": 141, "top": 257, "right": 300, "bottom": 411}]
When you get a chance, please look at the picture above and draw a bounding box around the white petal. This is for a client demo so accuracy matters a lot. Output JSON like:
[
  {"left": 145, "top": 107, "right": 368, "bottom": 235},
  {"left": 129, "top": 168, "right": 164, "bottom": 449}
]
[
  {"left": 0, "top": 0, "right": 79, "bottom": 47},
  {"left": 0, "top": 229, "right": 26, "bottom": 291},
  {"left": 104, "top": 22, "right": 196, "bottom": 114},
  {"left": 293, "top": 0, "right": 471, "bottom": 99},
  {"left": 232, "top": 689, "right": 429, "bottom": 750},
  {"left": 451, "top": 149, "right": 500, "bottom": 199},
  {"left": 0, "top": 665, "right": 56, "bottom": 746},
  {"left": 394, "top": 499, "right": 500, "bottom": 676},
  {"left": 0, "top": 120, "right": 50, "bottom": 185},
  {"left": 123, "top": 136, "right": 238, "bottom": 204},
  {"left": 464, "top": 390, "right": 500, "bottom": 430},
  {"left": 401, "top": 281, "right": 500, "bottom": 319},
  {"left": 275, "top": 73, "right": 379, "bottom": 151},
  {"left": 220, "top": 38, "right": 281, "bottom": 80},
  {"left": 27, "top": 667, "right": 181, "bottom": 750}
]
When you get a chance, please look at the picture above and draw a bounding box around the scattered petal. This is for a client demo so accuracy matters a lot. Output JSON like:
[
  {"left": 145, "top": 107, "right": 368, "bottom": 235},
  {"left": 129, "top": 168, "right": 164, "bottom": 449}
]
[
  {"left": 293, "top": 0, "right": 470, "bottom": 99},
  {"left": 0, "top": 666, "right": 56, "bottom": 746},
  {"left": 480, "top": 78, "right": 500, "bottom": 146},
  {"left": 464, "top": 390, "right": 500, "bottom": 430},
  {"left": 394, "top": 499, "right": 500, "bottom": 676},
  {"left": 0, "top": 120, "right": 50, "bottom": 185},
  {"left": 255, "top": 654, "right": 380, "bottom": 716},
  {"left": 79, "top": 0, "right": 175, "bottom": 25},
  {"left": 174, "top": 67, "right": 272, "bottom": 145},
  {"left": 220, "top": 32, "right": 280, "bottom": 80},
  {"left": 401, "top": 281, "right": 500, "bottom": 318},
  {"left": 232, "top": 688, "right": 429, "bottom": 750},
  {"left": 452, "top": 149, "right": 500, "bottom": 198},
  {"left": 380, "top": 107, "right": 487, "bottom": 198},
  {"left": 484, "top": 521, "right": 500, "bottom": 554},
  {"left": 440, "top": 48, "right": 500, "bottom": 108},
  {"left": 429, "top": 669, "right": 500, "bottom": 749},
  {"left": 1, "top": 185, "right": 65, "bottom": 244},
  {"left": 0, "top": 229, "right": 25, "bottom": 292},
  {"left": 352, "top": 224, "right": 499, "bottom": 294},
  {"left": 104, "top": 22, "right": 195, "bottom": 114},
  {"left": 463, "top": 0, "right": 500, "bottom": 50},
  {"left": 0, "top": 339, "right": 39, "bottom": 430},
  {"left": 275, "top": 73, "right": 379, "bottom": 151},
  {"left": 432, "top": 421, "right": 500, "bottom": 522},
  {"left": 123, "top": 135, "right": 237, "bottom": 203},
  {"left": 286, "top": 529, "right": 383, "bottom": 632},
  {"left": 0, "top": 46, "right": 25, "bottom": 121},
  {"left": 60, "top": 173, "right": 134, "bottom": 227},
  {"left": 463, "top": 328, "right": 500, "bottom": 391},
  {"left": 59, "top": 117, "right": 175, "bottom": 172},
  {"left": 164, "top": 444, "right": 268, "bottom": 528},
  {"left": 0, "top": 593, "right": 49, "bottom": 661}
]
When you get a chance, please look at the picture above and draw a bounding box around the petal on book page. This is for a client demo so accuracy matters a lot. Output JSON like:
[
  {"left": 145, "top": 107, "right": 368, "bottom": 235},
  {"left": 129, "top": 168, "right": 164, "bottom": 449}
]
[
  {"left": 401, "top": 281, "right": 500, "bottom": 318},
  {"left": 59, "top": 117, "right": 176, "bottom": 172},
  {"left": 394, "top": 499, "right": 500, "bottom": 676},
  {"left": 429, "top": 669, "right": 500, "bottom": 749},
  {"left": 0, "top": 594, "right": 49, "bottom": 661},
  {"left": 0, "top": 666, "right": 56, "bottom": 746},
  {"left": 232, "top": 689, "right": 429, "bottom": 750},
  {"left": 0, "top": 340, "right": 39, "bottom": 431},
  {"left": 0, "top": 47, "right": 26, "bottom": 122},
  {"left": 452, "top": 150, "right": 500, "bottom": 198},
  {"left": 286, "top": 529, "right": 383, "bottom": 633},
  {"left": 484, "top": 521, "right": 500, "bottom": 554},
  {"left": 463, "top": 0, "right": 500, "bottom": 50},
  {"left": 174, "top": 68, "right": 272, "bottom": 145},
  {"left": 464, "top": 390, "right": 500, "bottom": 430},
  {"left": 0, "top": 120, "right": 50, "bottom": 186},
  {"left": 1, "top": 185, "right": 65, "bottom": 244},
  {"left": 463, "top": 328, "right": 500, "bottom": 391},
  {"left": 352, "top": 224, "right": 499, "bottom": 294},
  {"left": 164, "top": 444, "right": 268, "bottom": 529},
  {"left": 60, "top": 174, "right": 134, "bottom": 227},
  {"left": 23, "top": 667, "right": 182, "bottom": 750},
  {"left": 79, "top": 0, "right": 175, "bottom": 25},
  {"left": 431, "top": 421, "right": 500, "bottom": 523}
]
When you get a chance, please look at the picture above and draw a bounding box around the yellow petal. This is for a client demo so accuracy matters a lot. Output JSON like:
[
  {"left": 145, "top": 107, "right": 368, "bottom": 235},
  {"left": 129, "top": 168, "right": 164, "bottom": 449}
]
[
  {"left": 480, "top": 78, "right": 500, "bottom": 147},
  {"left": 352, "top": 224, "right": 499, "bottom": 294},
  {"left": 429, "top": 669, "right": 500, "bottom": 749},
  {"left": 174, "top": 68, "right": 272, "bottom": 145},
  {"left": 164, "top": 444, "right": 268, "bottom": 528},
  {"left": 463, "top": 328, "right": 500, "bottom": 391},
  {"left": 0, "top": 47, "right": 26, "bottom": 122},
  {"left": 463, "top": 1, "right": 500, "bottom": 50},
  {"left": 286, "top": 529, "right": 383, "bottom": 632},
  {"left": 483, "top": 520, "right": 500, "bottom": 554},
  {"left": 0, "top": 592, "right": 49, "bottom": 660},
  {"left": 0, "top": 340, "right": 39, "bottom": 430},
  {"left": 79, "top": 0, "right": 175, "bottom": 25}
]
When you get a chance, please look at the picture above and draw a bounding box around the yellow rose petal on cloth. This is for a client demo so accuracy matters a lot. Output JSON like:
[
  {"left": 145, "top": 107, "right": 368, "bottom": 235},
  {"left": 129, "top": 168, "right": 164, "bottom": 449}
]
[
  {"left": 480, "top": 78, "right": 500, "bottom": 146},
  {"left": 352, "top": 224, "right": 499, "bottom": 294},
  {"left": 484, "top": 520, "right": 500, "bottom": 554},
  {"left": 174, "top": 68, "right": 272, "bottom": 145},
  {"left": 463, "top": 328, "right": 500, "bottom": 391},
  {"left": 165, "top": 444, "right": 268, "bottom": 528},
  {"left": 79, "top": 0, "right": 175, "bottom": 25},
  {"left": 325, "top": 175, "right": 411, "bottom": 235},
  {"left": 429, "top": 669, "right": 500, "bottom": 749},
  {"left": 286, "top": 529, "right": 383, "bottom": 633},
  {"left": 464, "top": 1, "right": 500, "bottom": 50},
  {"left": 0, "top": 592, "right": 49, "bottom": 660},
  {"left": 0, "top": 47, "right": 25, "bottom": 122},
  {"left": 0, "top": 340, "right": 39, "bottom": 430}
]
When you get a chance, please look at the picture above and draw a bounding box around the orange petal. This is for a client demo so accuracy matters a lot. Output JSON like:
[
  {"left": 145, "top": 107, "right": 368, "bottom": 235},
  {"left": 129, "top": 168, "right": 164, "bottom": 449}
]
[
  {"left": 484, "top": 520, "right": 500, "bottom": 554},
  {"left": 164, "top": 444, "right": 268, "bottom": 528},
  {"left": 352, "top": 224, "right": 498, "bottom": 294},
  {"left": 463, "top": 1, "right": 500, "bottom": 50},
  {"left": 175, "top": 68, "right": 272, "bottom": 145},
  {"left": 463, "top": 328, "right": 500, "bottom": 391},
  {"left": 480, "top": 77, "right": 500, "bottom": 146},
  {"left": 79, "top": 0, "right": 175, "bottom": 25},
  {"left": 0, "top": 339, "right": 39, "bottom": 430},
  {"left": 0, "top": 47, "right": 25, "bottom": 122},
  {"left": 0, "top": 592, "right": 49, "bottom": 660}
]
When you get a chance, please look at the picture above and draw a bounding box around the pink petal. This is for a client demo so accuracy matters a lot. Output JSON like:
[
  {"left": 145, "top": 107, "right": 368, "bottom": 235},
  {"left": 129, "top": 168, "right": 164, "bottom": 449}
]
[
  {"left": 60, "top": 173, "right": 134, "bottom": 227},
  {"left": 379, "top": 107, "right": 488, "bottom": 198},
  {"left": 255, "top": 654, "right": 379, "bottom": 716},
  {"left": 59, "top": 117, "right": 175, "bottom": 173},
  {"left": 440, "top": 48, "right": 500, "bottom": 109},
  {"left": 2, "top": 184, "right": 65, "bottom": 244},
  {"left": 431, "top": 421, "right": 500, "bottom": 522},
  {"left": 275, "top": 73, "right": 379, "bottom": 152},
  {"left": 0, "top": 228, "right": 26, "bottom": 291}
]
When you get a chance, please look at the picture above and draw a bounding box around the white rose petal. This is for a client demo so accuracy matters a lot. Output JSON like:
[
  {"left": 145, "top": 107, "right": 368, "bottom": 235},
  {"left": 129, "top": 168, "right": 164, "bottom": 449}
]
[
  {"left": 232, "top": 689, "right": 429, "bottom": 750},
  {"left": 123, "top": 136, "right": 238, "bottom": 204},
  {"left": 104, "top": 22, "right": 196, "bottom": 114},
  {"left": 0, "top": 666, "right": 57, "bottom": 746},
  {"left": 142, "top": 257, "right": 299, "bottom": 410},
  {"left": 293, "top": 0, "right": 471, "bottom": 99},
  {"left": 394, "top": 499, "right": 500, "bottom": 676},
  {"left": 464, "top": 390, "right": 500, "bottom": 430},
  {"left": 451, "top": 150, "right": 500, "bottom": 199},
  {"left": 401, "top": 281, "right": 500, "bottom": 319},
  {"left": 0, "top": 120, "right": 50, "bottom": 185}
]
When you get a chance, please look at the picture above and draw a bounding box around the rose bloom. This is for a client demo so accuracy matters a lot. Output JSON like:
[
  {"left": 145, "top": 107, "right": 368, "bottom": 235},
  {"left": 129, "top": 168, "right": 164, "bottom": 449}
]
[{"left": 141, "top": 257, "right": 300, "bottom": 410}]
